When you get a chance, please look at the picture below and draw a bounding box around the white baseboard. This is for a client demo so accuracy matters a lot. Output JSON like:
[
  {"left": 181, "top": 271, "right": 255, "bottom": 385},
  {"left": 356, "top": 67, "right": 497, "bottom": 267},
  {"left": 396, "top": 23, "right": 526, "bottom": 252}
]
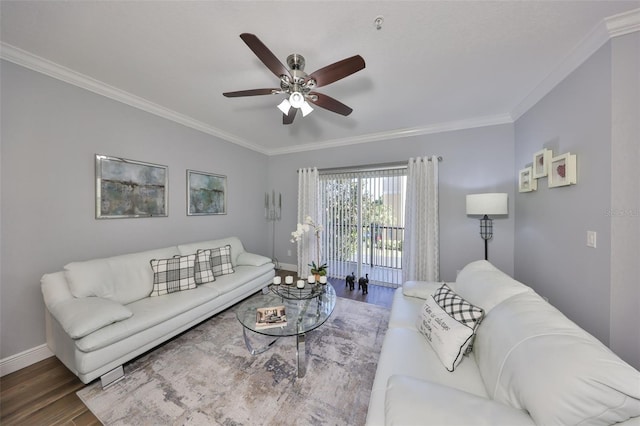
[
  {"left": 0, "top": 344, "right": 53, "bottom": 377},
  {"left": 277, "top": 263, "right": 297, "bottom": 272}
]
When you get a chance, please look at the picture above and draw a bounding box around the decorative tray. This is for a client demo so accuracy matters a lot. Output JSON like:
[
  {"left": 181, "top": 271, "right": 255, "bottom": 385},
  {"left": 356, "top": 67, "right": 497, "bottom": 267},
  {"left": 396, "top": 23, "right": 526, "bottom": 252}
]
[{"left": 269, "top": 283, "right": 326, "bottom": 300}]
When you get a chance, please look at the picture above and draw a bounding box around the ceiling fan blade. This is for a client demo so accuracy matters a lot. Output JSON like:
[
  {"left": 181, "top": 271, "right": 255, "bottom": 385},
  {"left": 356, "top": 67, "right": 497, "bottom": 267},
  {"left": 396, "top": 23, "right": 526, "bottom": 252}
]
[
  {"left": 308, "top": 92, "right": 353, "bottom": 116},
  {"left": 223, "top": 88, "right": 279, "bottom": 97},
  {"left": 239, "top": 33, "right": 291, "bottom": 79},
  {"left": 283, "top": 108, "right": 297, "bottom": 125},
  {"left": 308, "top": 55, "right": 365, "bottom": 88}
]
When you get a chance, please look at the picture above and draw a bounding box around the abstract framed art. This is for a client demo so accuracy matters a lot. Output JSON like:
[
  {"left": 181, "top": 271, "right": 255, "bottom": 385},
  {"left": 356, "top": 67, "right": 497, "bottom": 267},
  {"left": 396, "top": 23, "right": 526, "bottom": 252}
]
[
  {"left": 96, "top": 155, "right": 168, "bottom": 219},
  {"left": 518, "top": 166, "right": 537, "bottom": 192},
  {"left": 548, "top": 152, "right": 577, "bottom": 188},
  {"left": 187, "top": 170, "right": 227, "bottom": 215}
]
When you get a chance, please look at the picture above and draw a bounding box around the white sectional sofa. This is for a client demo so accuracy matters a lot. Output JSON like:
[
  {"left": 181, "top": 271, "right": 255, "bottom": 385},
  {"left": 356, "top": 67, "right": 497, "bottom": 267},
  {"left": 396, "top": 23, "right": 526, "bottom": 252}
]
[
  {"left": 41, "top": 236, "right": 274, "bottom": 385},
  {"left": 366, "top": 260, "right": 640, "bottom": 426}
]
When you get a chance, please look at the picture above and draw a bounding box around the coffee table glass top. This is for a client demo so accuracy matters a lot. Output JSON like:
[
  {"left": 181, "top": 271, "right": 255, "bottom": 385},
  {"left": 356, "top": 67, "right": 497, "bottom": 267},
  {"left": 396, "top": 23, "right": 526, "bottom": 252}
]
[{"left": 236, "top": 283, "right": 336, "bottom": 337}]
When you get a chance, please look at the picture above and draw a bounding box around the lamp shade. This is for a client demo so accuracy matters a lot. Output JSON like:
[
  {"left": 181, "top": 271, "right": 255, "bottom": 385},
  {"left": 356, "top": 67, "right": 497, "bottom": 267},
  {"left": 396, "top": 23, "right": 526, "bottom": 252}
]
[{"left": 466, "top": 193, "right": 508, "bottom": 216}]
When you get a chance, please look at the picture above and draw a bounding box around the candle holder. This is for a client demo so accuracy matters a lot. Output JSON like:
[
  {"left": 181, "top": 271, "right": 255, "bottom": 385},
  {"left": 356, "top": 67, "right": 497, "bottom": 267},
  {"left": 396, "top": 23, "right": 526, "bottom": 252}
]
[
  {"left": 285, "top": 275, "right": 293, "bottom": 285},
  {"left": 265, "top": 190, "right": 282, "bottom": 268}
]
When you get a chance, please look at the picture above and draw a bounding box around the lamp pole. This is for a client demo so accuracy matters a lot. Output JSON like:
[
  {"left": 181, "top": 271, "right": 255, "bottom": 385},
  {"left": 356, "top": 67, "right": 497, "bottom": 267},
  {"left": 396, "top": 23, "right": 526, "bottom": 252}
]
[{"left": 480, "top": 214, "right": 493, "bottom": 261}]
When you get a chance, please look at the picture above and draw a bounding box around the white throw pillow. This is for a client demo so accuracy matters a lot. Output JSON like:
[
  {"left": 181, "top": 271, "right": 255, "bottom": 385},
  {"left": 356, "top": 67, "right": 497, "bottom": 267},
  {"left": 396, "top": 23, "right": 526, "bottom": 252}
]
[
  {"left": 149, "top": 254, "right": 196, "bottom": 296},
  {"left": 49, "top": 297, "right": 132, "bottom": 339},
  {"left": 416, "top": 285, "right": 485, "bottom": 371}
]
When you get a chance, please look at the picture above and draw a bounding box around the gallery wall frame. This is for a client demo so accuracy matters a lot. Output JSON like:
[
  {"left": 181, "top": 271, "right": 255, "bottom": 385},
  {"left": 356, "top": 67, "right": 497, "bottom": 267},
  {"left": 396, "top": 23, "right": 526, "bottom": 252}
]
[
  {"left": 533, "top": 148, "right": 552, "bottom": 179},
  {"left": 187, "top": 169, "right": 227, "bottom": 215},
  {"left": 548, "top": 152, "right": 577, "bottom": 188},
  {"left": 96, "top": 154, "right": 168, "bottom": 219},
  {"left": 518, "top": 166, "right": 537, "bottom": 192}
]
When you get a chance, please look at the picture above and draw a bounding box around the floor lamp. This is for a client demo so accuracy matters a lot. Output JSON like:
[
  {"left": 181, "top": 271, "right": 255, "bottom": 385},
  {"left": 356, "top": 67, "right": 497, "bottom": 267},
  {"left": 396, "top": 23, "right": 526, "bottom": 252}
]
[{"left": 466, "top": 193, "right": 508, "bottom": 261}]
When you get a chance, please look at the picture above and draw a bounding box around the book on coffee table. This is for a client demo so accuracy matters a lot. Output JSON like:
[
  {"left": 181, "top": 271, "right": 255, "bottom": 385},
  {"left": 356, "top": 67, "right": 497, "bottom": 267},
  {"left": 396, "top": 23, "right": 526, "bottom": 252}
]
[{"left": 255, "top": 305, "right": 287, "bottom": 329}]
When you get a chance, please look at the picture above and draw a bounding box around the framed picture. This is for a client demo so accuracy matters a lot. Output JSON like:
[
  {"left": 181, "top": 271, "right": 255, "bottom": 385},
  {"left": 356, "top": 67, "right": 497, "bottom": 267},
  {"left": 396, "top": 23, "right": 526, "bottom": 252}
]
[
  {"left": 518, "top": 166, "right": 537, "bottom": 192},
  {"left": 548, "top": 153, "right": 577, "bottom": 188},
  {"left": 187, "top": 170, "right": 227, "bottom": 215},
  {"left": 533, "top": 148, "right": 552, "bottom": 178},
  {"left": 96, "top": 155, "right": 168, "bottom": 219}
]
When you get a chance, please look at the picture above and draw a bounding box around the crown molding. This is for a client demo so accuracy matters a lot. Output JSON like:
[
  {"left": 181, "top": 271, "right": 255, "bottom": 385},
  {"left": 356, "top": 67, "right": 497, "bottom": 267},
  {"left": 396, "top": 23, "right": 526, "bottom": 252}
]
[
  {"left": 606, "top": 8, "right": 640, "bottom": 38},
  {"left": 0, "top": 43, "right": 269, "bottom": 155},
  {"left": 265, "top": 113, "right": 514, "bottom": 156},
  {"left": 511, "top": 8, "right": 640, "bottom": 121}
]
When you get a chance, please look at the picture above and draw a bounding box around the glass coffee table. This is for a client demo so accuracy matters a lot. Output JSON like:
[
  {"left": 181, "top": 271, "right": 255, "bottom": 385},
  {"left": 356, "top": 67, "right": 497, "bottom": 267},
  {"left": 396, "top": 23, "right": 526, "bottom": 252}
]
[{"left": 236, "top": 282, "right": 336, "bottom": 378}]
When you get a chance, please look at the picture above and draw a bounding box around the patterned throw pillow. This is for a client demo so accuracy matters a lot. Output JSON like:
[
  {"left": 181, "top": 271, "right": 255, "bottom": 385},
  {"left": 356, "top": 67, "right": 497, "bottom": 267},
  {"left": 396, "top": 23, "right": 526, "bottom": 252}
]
[
  {"left": 433, "top": 283, "right": 484, "bottom": 332},
  {"left": 433, "top": 283, "right": 485, "bottom": 355},
  {"left": 194, "top": 249, "right": 215, "bottom": 284},
  {"left": 149, "top": 254, "right": 196, "bottom": 296},
  {"left": 416, "top": 283, "right": 485, "bottom": 371},
  {"left": 209, "top": 245, "right": 234, "bottom": 276}
]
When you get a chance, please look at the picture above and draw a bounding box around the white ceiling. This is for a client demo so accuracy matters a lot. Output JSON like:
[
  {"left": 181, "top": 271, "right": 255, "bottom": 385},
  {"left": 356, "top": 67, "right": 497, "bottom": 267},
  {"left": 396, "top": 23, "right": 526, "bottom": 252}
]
[{"left": 1, "top": 1, "right": 639, "bottom": 155}]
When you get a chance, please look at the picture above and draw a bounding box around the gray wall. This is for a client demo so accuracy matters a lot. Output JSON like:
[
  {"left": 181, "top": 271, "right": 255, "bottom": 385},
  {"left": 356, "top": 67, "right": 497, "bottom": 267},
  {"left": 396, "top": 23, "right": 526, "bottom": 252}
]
[
  {"left": 0, "top": 61, "right": 270, "bottom": 358},
  {"left": 609, "top": 32, "right": 640, "bottom": 369},
  {"left": 514, "top": 35, "right": 640, "bottom": 369},
  {"left": 267, "top": 124, "right": 516, "bottom": 282}
]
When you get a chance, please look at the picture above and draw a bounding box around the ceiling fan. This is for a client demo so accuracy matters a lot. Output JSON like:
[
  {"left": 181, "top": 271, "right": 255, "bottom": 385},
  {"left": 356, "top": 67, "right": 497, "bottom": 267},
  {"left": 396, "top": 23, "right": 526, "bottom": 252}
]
[{"left": 223, "top": 33, "right": 365, "bottom": 125}]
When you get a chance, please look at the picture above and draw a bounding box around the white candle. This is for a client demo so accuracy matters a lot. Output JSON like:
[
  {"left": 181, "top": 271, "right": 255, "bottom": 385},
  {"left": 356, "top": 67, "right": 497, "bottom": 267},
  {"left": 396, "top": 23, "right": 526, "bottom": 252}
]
[
  {"left": 296, "top": 280, "right": 305, "bottom": 289},
  {"left": 319, "top": 276, "right": 327, "bottom": 284},
  {"left": 273, "top": 276, "right": 281, "bottom": 285},
  {"left": 307, "top": 275, "right": 316, "bottom": 284},
  {"left": 285, "top": 276, "right": 293, "bottom": 285}
]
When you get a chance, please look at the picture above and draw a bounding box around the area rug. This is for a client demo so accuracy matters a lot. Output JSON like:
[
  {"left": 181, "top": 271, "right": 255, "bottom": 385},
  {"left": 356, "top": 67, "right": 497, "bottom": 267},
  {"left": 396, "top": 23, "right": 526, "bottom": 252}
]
[{"left": 77, "top": 297, "right": 390, "bottom": 425}]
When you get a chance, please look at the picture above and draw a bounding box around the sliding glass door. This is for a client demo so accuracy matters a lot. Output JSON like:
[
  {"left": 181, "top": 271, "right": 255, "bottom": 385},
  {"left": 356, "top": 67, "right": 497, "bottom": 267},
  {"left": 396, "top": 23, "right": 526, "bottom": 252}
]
[{"left": 319, "top": 167, "right": 407, "bottom": 288}]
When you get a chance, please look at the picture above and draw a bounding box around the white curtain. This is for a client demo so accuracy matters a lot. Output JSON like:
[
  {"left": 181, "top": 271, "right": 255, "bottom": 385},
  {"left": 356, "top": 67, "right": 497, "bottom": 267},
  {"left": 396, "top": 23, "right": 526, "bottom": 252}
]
[
  {"left": 403, "top": 156, "right": 439, "bottom": 282},
  {"left": 297, "top": 167, "right": 320, "bottom": 277}
]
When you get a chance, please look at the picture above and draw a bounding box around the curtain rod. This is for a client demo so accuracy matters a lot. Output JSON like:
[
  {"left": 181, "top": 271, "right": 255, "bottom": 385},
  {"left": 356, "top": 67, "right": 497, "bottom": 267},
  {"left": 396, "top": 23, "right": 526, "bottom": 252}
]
[{"left": 307, "top": 156, "right": 442, "bottom": 174}]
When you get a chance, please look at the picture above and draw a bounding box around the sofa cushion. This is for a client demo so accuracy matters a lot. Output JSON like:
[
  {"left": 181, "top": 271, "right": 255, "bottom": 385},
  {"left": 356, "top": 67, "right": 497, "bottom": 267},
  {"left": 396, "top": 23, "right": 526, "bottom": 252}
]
[
  {"left": 50, "top": 297, "right": 132, "bottom": 339},
  {"left": 149, "top": 254, "right": 197, "bottom": 296},
  {"left": 64, "top": 246, "right": 180, "bottom": 305},
  {"left": 75, "top": 285, "right": 220, "bottom": 352},
  {"left": 209, "top": 245, "right": 234, "bottom": 276},
  {"left": 388, "top": 288, "right": 425, "bottom": 330},
  {"left": 178, "top": 237, "right": 245, "bottom": 267},
  {"left": 416, "top": 288, "right": 484, "bottom": 372},
  {"left": 455, "top": 260, "right": 532, "bottom": 313},
  {"left": 474, "top": 292, "right": 640, "bottom": 425},
  {"left": 200, "top": 264, "right": 273, "bottom": 296},
  {"left": 236, "top": 252, "right": 272, "bottom": 267},
  {"left": 194, "top": 249, "right": 215, "bottom": 284},
  {"left": 385, "top": 375, "right": 535, "bottom": 426}
]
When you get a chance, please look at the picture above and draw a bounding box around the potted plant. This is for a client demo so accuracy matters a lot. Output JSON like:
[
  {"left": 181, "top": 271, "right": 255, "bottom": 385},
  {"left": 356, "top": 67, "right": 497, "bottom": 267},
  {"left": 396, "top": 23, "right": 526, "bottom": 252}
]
[{"left": 291, "top": 215, "right": 326, "bottom": 280}]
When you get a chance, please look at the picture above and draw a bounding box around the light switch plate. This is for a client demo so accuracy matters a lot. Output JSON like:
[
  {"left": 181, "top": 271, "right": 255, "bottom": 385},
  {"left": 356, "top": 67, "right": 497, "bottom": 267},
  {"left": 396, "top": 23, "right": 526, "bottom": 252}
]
[{"left": 587, "top": 231, "right": 597, "bottom": 248}]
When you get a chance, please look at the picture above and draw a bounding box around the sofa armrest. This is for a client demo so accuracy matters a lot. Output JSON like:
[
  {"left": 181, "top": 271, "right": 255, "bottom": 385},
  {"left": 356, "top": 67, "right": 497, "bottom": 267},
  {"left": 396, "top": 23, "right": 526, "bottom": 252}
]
[
  {"left": 401, "top": 281, "right": 447, "bottom": 299},
  {"left": 236, "top": 252, "right": 273, "bottom": 267},
  {"left": 48, "top": 297, "right": 133, "bottom": 339},
  {"left": 385, "top": 375, "right": 535, "bottom": 426}
]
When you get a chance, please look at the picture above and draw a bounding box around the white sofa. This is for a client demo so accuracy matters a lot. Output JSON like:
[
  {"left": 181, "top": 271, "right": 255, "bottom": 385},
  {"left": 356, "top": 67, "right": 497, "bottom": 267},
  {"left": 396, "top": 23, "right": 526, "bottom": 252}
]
[
  {"left": 41, "top": 236, "right": 274, "bottom": 385},
  {"left": 366, "top": 260, "right": 640, "bottom": 426}
]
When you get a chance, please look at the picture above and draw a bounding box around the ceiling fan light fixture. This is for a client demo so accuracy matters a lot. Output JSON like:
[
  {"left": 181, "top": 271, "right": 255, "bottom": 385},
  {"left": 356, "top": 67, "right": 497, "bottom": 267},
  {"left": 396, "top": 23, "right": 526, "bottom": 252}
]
[
  {"left": 300, "top": 101, "right": 314, "bottom": 117},
  {"left": 289, "top": 91, "right": 305, "bottom": 109},
  {"left": 277, "top": 99, "right": 291, "bottom": 114}
]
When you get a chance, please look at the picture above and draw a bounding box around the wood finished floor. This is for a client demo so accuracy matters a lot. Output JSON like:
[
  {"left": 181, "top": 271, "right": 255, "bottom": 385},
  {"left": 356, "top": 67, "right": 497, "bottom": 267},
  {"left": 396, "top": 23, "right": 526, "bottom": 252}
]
[{"left": 0, "top": 274, "right": 394, "bottom": 425}]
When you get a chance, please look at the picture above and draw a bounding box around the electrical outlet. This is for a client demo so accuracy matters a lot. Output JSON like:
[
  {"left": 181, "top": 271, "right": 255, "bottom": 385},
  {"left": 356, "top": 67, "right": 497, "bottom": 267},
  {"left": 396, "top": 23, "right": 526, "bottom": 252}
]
[
  {"left": 287, "top": 249, "right": 292, "bottom": 256},
  {"left": 587, "top": 231, "right": 597, "bottom": 248}
]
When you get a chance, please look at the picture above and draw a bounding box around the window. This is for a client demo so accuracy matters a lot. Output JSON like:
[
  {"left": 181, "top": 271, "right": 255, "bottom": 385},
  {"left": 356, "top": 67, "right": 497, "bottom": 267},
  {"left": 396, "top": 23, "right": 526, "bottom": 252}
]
[{"left": 319, "top": 167, "right": 406, "bottom": 288}]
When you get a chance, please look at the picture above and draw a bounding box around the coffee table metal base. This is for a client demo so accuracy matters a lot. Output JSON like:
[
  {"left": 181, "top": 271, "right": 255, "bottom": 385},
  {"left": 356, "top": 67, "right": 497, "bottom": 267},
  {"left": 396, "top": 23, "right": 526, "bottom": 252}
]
[{"left": 242, "top": 328, "right": 307, "bottom": 378}]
